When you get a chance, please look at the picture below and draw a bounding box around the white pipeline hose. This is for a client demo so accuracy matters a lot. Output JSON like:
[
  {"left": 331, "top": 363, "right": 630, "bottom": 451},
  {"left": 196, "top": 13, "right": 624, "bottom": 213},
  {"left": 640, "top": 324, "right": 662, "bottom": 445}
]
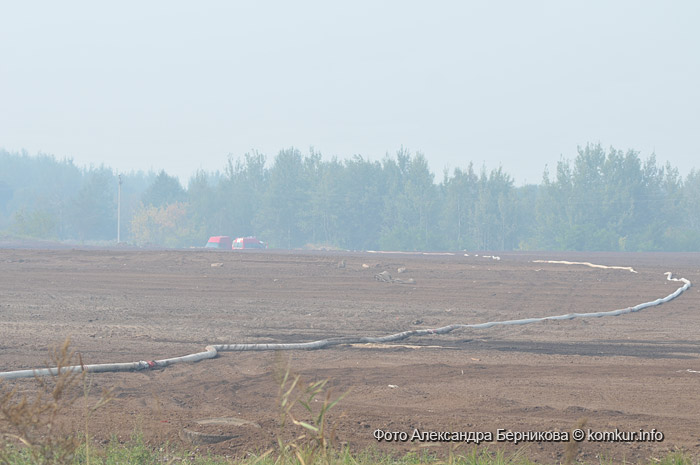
[
  {"left": 532, "top": 260, "right": 637, "bottom": 273},
  {"left": 0, "top": 265, "right": 691, "bottom": 381}
]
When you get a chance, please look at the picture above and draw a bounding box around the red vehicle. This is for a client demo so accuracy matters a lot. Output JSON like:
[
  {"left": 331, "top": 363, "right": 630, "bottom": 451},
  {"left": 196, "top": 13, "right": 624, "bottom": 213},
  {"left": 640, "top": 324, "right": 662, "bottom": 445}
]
[
  {"left": 232, "top": 236, "right": 266, "bottom": 249},
  {"left": 205, "top": 236, "right": 233, "bottom": 249}
]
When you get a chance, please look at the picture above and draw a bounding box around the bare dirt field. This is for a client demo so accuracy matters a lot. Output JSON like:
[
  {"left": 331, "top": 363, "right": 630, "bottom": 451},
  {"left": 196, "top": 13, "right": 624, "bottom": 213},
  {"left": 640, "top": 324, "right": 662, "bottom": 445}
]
[{"left": 1, "top": 248, "right": 699, "bottom": 463}]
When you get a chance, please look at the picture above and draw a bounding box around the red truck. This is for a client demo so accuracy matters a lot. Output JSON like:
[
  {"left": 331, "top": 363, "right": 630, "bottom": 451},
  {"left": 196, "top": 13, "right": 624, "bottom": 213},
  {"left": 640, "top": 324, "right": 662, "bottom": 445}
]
[
  {"left": 232, "top": 236, "right": 266, "bottom": 249},
  {"left": 205, "top": 236, "right": 233, "bottom": 249}
]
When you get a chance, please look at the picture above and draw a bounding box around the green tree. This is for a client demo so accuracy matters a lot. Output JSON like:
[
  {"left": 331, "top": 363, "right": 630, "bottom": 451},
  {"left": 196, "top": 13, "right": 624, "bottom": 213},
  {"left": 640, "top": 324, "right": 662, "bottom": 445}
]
[
  {"left": 473, "top": 167, "right": 516, "bottom": 250},
  {"left": 380, "top": 149, "right": 439, "bottom": 250},
  {"left": 441, "top": 163, "right": 478, "bottom": 250},
  {"left": 336, "top": 156, "right": 385, "bottom": 250},
  {"left": 70, "top": 167, "right": 116, "bottom": 240},
  {"left": 1, "top": 150, "right": 83, "bottom": 239},
  {"left": 184, "top": 169, "right": 215, "bottom": 244},
  {"left": 256, "top": 148, "right": 309, "bottom": 248},
  {"left": 11, "top": 208, "right": 59, "bottom": 238},
  {"left": 130, "top": 202, "right": 193, "bottom": 247},
  {"left": 304, "top": 153, "right": 344, "bottom": 246},
  {"left": 141, "top": 170, "right": 186, "bottom": 207},
  {"left": 206, "top": 151, "right": 267, "bottom": 239},
  {"left": 683, "top": 169, "right": 700, "bottom": 234},
  {"left": 532, "top": 144, "right": 689, "bottom": 251}
]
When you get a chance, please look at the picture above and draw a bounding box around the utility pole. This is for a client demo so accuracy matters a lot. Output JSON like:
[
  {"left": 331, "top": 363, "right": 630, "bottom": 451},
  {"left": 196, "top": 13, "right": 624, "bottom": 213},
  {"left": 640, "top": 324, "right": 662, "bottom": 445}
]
[{"left": 117, "top": 174, "right": 122, "bottom": 243}]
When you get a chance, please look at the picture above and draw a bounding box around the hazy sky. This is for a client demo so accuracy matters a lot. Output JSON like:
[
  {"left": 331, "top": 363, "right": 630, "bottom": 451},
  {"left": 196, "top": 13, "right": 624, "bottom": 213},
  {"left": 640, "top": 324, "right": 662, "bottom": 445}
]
[{"left": 1, "top": 1, "right": 698, "bottom": 186}]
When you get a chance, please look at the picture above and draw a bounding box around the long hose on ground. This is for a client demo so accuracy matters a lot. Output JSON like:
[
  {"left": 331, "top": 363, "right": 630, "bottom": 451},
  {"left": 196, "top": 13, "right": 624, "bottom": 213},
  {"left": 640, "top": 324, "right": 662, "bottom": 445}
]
[{"left": 0, "top": 263, "right": 691, "bottom": 381}]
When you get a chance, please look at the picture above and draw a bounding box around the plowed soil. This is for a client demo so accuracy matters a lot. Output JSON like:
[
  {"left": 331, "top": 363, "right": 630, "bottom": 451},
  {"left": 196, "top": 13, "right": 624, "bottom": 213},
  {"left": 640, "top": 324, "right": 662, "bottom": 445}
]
[{"left": 1, "top": 248, "right": 699, "bottom": 463}]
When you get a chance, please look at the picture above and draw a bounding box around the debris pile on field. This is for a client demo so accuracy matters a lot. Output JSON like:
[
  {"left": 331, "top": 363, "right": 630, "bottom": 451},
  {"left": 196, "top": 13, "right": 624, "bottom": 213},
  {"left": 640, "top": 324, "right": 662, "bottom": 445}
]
[{"left": 374, "top": 270, "right": 416, "bottom": 285}]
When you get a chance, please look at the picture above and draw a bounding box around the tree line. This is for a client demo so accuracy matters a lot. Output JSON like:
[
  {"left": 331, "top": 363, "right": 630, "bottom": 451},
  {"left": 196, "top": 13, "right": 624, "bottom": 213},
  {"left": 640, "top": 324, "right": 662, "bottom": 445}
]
[{"left": 1, "top": 144, "right": 699, "bottom": 251}]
